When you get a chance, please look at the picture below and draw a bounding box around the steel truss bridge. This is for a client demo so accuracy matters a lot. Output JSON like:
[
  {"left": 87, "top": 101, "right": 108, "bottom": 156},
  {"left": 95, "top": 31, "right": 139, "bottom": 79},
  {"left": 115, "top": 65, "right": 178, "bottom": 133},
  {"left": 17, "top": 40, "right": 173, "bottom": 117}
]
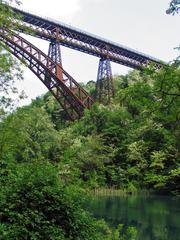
[{"left": 0, "top": 4, "right": 163, "bottom": 120}]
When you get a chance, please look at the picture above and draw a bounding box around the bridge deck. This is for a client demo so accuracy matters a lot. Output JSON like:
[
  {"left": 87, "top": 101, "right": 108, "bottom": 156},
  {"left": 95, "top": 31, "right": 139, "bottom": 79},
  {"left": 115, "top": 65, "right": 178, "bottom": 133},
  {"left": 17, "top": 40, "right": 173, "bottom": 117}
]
[{"left": 11, "top": 6, "right": 164, "bottom": 70}]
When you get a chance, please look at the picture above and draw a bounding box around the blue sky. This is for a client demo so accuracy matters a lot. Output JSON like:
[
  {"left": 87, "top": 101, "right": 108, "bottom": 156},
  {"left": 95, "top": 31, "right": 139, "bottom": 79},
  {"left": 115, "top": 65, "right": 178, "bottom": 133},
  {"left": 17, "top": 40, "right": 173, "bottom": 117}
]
[{"left": 15, "top": 0, "right": 179, "bottom": 106}]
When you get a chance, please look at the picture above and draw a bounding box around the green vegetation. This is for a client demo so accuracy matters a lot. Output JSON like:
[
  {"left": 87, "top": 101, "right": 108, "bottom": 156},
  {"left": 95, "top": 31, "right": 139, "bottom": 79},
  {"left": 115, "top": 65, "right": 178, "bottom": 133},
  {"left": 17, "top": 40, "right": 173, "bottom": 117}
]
[
  {"left": 0, "top": 0, "right": 179, "bottom": 239},
  {"left": 0, "top": 159, "right": 138, "bottom": 239},
  {"left": 11, "top": 64, "right": 178, "bottom": 195},
  {"left": 0, "top": 162, "right": 96, "bottom": 239},
  {"left": 1, "top": 65, "right": 179, "bottom": 195},
  {"left": 0, "top": 0, "right": 24, "bottom": 116},
  {"left": 166, "top": 0, "right": 180, "bottom": 14},
  {"left": 0, "top": 63, "right": 179, "bottom": 238}
]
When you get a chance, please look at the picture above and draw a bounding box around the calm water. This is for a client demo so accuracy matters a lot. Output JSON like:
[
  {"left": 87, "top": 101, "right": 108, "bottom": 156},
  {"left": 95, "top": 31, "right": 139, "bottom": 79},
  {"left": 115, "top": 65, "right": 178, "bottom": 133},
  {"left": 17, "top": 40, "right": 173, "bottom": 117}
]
[{"left": 87, "top": 195, "right": 180, "bottom": 240}]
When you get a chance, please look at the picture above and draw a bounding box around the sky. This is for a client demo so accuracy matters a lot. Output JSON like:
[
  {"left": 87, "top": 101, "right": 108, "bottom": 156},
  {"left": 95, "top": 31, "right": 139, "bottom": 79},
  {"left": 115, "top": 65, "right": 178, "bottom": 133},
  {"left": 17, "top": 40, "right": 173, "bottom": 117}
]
[{"left": 14, "top": 0, "right": 180, "bottom": 106}]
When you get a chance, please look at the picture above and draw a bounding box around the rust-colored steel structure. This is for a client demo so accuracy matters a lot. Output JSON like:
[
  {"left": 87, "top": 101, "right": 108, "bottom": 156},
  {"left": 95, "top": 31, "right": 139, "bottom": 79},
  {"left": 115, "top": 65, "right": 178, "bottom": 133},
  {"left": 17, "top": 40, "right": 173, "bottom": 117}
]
[
  {"left": 10, "top": 6, "right": 163, "bottom": 108},
  {"left": 0, "top": 29, "right": 93, "bottom": 120},
  {"left": 0, "top": 5, "right": 164, "bottom": 120}
]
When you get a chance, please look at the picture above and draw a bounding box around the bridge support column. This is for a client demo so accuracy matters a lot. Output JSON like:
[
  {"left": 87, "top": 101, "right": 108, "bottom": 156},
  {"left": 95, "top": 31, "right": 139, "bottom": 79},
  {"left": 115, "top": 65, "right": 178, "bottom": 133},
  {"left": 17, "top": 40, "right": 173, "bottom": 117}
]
[
  {"left": 46, "top": 40, "right": 70, "bottom": 118},
  {"left": 47, "top": 40, "right": 63, "bottom": 80},
  {"left": 95, "top": 58, "right": 114, "bottom": 104},
  {"left": 48, "top": 39, "right": 62, "bottom": 64},
  {"left": 46, "top": 40, "right": 82, "bottom": 120}
]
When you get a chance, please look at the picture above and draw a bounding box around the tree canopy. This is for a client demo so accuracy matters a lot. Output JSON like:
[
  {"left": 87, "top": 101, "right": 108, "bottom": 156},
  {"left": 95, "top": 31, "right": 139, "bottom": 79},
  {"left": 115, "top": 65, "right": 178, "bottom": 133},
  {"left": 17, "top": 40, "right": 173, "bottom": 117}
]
[
  {"left": 166, "top": 0, "right": 180, "bottom": 14},
  {"left": 0, "top": 0, "right": 24, "bottom": 116}
]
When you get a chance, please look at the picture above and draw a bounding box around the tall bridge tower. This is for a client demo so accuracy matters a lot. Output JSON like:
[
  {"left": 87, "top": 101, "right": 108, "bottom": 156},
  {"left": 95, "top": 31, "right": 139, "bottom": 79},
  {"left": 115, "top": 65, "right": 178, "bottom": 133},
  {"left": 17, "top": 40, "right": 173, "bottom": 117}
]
[
  {"left": 96, "top": 58, "right": 114, "bottom": 104},
  {"left": 48, "top": 40, "right": 62, "bottom": 64}
]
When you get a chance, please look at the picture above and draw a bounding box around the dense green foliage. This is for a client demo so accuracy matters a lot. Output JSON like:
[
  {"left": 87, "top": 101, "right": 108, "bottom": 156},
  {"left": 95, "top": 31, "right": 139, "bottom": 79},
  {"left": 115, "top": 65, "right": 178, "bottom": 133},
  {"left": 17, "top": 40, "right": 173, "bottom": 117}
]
[
  {"left": 0, "top": 1, "right": 179, "bottom": 238},
  {"left": 0, "top": 160, "right": 138, "bottom": 239},
  {"left": 1, "top": 65, "right": 179, "bottom": 195},
  {"left": 166, "top": 0, "right": 180, "bottom": 14},
  {"left": 1, "top": 66, "right": 179, "bottom": 238},
  {"left": 16, "top": 65, "right": 179, "bottom": 195},
  {"left": 0, "top": 162, "right": 97, "bottom": 239}
]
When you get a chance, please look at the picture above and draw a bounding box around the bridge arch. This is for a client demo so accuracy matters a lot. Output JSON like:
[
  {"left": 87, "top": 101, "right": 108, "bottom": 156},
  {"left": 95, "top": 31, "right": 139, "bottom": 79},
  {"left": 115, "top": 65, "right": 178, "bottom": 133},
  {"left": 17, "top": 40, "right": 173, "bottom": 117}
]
[{"left": 0, "top": 29, "right": 93, "bottom": 120}]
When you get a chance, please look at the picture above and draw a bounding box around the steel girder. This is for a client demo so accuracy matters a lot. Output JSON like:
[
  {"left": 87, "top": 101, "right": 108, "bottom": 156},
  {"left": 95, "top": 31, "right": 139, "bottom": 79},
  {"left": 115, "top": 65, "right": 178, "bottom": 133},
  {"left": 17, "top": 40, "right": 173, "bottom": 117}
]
[
  {"left": 0, "top": 29, "right": 93, "bottom": 120},
  {"left": 10, "top": 6, "right": 163, "bottom": 104},
  {"left": 96, "top": 58, "right": 114, "bottom": 104},
  {"left": 12, "top": 7, "right": 163, "bottom": 70}
]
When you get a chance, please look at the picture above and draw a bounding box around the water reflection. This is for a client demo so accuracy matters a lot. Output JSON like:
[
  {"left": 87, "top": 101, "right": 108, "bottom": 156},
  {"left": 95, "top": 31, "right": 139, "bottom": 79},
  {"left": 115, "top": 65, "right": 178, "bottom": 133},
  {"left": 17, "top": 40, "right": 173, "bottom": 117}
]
[{"left": 87, "top": 195, "right": 180, "bottom": 240}]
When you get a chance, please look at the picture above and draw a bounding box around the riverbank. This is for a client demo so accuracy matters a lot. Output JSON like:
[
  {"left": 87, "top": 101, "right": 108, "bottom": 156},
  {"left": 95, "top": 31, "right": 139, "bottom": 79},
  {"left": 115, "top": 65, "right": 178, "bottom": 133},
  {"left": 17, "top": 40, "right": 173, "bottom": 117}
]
[{"left": 90, "top": 188, "right": 152, "bottom": 196}]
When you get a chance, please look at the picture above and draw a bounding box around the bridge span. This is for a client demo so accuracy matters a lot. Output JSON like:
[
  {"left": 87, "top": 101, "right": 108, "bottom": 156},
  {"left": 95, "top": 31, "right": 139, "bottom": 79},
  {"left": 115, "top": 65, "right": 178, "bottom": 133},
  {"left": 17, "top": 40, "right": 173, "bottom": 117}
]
[
  {"left": 0, "top": 4, "right": 164, "bottom": 120},
  {"left": 12, "top": 6, "right": 162, "bottom": 70}
]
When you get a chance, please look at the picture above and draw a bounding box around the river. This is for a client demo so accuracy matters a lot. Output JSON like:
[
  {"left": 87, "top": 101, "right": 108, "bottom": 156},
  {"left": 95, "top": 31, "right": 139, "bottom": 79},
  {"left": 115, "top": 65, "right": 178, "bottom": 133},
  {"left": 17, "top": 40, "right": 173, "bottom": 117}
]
[{"left": 87, "top": 195, "right": 180, "bottom": 240}]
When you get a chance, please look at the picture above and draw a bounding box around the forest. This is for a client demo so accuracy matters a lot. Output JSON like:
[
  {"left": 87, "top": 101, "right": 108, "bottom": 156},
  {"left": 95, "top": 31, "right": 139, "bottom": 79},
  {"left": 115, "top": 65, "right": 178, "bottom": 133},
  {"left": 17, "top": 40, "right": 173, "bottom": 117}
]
[{"left": 0, "top": 0, "right": 179, "bottom": 239}]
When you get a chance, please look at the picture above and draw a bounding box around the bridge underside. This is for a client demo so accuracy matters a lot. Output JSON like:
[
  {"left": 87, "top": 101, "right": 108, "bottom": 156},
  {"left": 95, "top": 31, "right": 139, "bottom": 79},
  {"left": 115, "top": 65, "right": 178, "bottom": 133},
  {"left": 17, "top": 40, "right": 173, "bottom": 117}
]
[
  {"left": 13, "top": 7, "right": 162, "bottom": 70},
  {"left": 11, "top": 6, "right": 162, "bottom": 108},
  {"left": 0, "top": 5, "right": 163, "bottom": 120}
]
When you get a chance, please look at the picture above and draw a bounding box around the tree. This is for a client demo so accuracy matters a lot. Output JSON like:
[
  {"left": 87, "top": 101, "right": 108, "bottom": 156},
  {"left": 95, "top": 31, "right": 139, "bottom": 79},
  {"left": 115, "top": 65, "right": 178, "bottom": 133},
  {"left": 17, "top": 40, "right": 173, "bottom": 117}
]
[
  {"left": 0, "top": 162, "right": 104, "bottom": 240},
  {"left": 1, "top": 160, "right": 139, "bottom": 240},
  {"left": 0, "top": 107, "right": 63, "bottom": 162},
  {"left": 0, "top": 0, "right": 24, "bottom": 116},
  {"left": 166, "top": 0, "right": 180, "bottom": 15}
]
